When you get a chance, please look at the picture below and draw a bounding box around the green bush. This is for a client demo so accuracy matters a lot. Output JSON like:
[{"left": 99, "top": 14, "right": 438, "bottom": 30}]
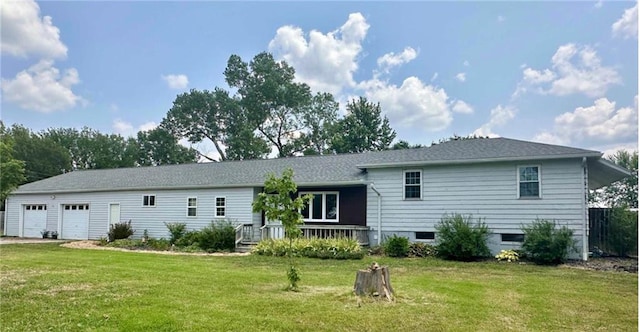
[
  {"left": 108, "top": 220, "right": 134, "bottom": 242},
  {"left": 521, "top": 219, "right": 576, "bottom": 265},
  {"left": 367, "top": 245, "right": 384, "bottom": 256},
  {"left": 252, "top": 237, "right": 364, "bottom": 259},
  {"left": 383, "top": 235, "right": 409, "bottom": 257},
  {"left": 435, "top": 214, "right": 491, "bottom": 261},
  {"left": 107, "top": 238, "right": 171, "bottom": 251},
  {"left": 146, "top": 238, "right": 171, "bottom": 251},
  {"left": 197, "top": 220, "right": 236, "bottom": 252},
  {"left": 175, "top": 230, "right": 200, "bottom": 248},
  {"left": 607, "top": 208, "right": 638, "bottom": 257},
  {"left": 408, "top": 242, "right": 437, "bottom": 258},
  {"left": 165, "top": 222, "right": 187, "bottom": 245}
]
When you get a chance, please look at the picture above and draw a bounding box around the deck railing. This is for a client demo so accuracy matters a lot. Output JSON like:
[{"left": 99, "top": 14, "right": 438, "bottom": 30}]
[
  {"left": 235, "top": 224, "right": 255, "bottom": 246},
  {"left": 260, "top": 224, "right": 369, "bottom": 246}
]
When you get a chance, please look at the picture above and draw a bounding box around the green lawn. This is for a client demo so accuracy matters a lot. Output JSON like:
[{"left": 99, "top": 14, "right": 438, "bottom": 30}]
[{"left": 0, "top": 244, "right": 637, "bottom": 331}]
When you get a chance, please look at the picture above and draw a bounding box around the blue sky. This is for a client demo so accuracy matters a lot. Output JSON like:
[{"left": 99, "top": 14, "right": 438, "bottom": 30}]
[{"left": 1, "top": 0, "right": 638, "bottom": 159}]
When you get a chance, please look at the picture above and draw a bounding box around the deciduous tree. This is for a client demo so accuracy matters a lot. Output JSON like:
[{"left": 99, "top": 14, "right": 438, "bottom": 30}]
[{"left": 330, "top": 97, "right": 396, "bottom": 153}]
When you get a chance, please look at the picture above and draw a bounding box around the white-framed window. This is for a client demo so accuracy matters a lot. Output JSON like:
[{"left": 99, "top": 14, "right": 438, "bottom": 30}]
[
  {"left": 215, "top": 197, "right": 226, "bottom": 217},
  {"left": 404, "top": 170, "right": 422, "bottom": 200},
  {"left": 142, "top": 195, "right": 156, "bottom": 207},
  {"left": 299, "top": 192, "right": 339, "bottom": 222},
  {"left": 187, "top": 197, "right": 197, "bottom": 217},
  {"left": 517, "top": 166, "right": 541, "bottom": 198}
]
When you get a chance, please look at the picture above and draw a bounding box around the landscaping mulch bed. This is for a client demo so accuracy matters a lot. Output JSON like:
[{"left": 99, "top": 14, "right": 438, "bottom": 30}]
[{"left": 562, "top": 257, "right": 638, "bottom": 273}]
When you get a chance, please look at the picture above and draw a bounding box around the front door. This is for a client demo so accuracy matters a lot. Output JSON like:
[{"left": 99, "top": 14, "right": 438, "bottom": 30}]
[{"left": 109, "top": 203, "right": 120, "bottom": 228}]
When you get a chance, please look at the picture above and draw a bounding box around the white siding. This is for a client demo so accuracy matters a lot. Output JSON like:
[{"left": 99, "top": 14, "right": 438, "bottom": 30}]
[
  {"left": 5, "top": 188, "right": 255, "bottom": 240},
  {"left": 367, "top": 159, "right": 586, "bottom": 254}
]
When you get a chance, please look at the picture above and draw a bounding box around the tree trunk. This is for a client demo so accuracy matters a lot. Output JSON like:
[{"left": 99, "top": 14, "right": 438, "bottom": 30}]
[{"left": 353, "top": 262, "right": 394, "bottom": 301}]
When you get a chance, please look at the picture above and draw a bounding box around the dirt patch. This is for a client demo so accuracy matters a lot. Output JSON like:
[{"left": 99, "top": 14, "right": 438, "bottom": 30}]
[
  {"left": 561, "top": 257, "right": 638, "bottom": 273},
  {"left": 60, "top": 240, "right": 250, "bottom": 257}
]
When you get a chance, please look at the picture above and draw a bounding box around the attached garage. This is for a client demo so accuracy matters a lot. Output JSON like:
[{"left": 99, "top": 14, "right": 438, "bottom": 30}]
[
  {"left": 61, "top": 204, "right": 90, "bottom": 240},
  {"left": 23, "top": 204, "right": 47, "bottom": 238}
]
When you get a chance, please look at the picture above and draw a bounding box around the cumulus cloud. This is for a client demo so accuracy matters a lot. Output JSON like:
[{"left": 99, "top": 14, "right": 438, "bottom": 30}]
[
  {"left": 1, "top": 0, "right": 67, "bottom": 59},
  {"left": 514, "top": 44, "right": 620, "bottom": 98},
  {"left": 376, "top": 47, "right": 418, "bottom": 73},
  {"left": 455, "top": 72, "right": 466, "bottom": 82},
  {"left": 1, "top": 60, "right": 83, "bottom": 113},
  {"left": 359, "top": 76, "right": 453, "bottom": 131},
  {"left": 268, "top": 12, "right": 369, "bottom": 95},
  {"left": 112, "top": 119, "right": 159, "bottom": 137},
  {"left": 162, "top": 74, "right": 189, "bottom": 89},
  {"left": 472, "top": 105, "right": 517, "bottom": 137},
  {"left": 269, "top": 13, "right": 469, "bottom": 133},
  {"left": 533, "top": 97, "right": 638, "bottom": 147},
  {"left": 612, "top": 3, "right": 638, "bottom": 39},
  {"left": 452, "top": 100, "right": 474, "bottom": 114}
]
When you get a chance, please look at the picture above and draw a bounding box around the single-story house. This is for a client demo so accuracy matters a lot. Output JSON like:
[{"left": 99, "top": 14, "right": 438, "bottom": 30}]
[{"left": 3, "top": 137, "right": 630, "bottom": 260}]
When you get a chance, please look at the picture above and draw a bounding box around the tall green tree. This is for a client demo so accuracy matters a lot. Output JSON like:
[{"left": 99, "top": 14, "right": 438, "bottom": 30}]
[
  {"left": 252, "top": 168, "right": 312, "bottom": 290},
  {"left": 391, "top": 140, "right": 425, "bottom": 150},
  {"left": 225, "top": 52, "right": 314, "bottom": 158},
  {"left": 0, "top": 123, "right": 26, "bottom": 203},
  {"left": 300, "top": 92, "right": 339, "bottom": 155},
  {"left": 135, "top": 127, "right": 198, "bottom": 166},
  {"left": 9, "top": 124, "right": 71, "bottom": 183},
  {"left": 330, "top": 97, "right": 396, "bottom": 153},
  {"left": 595, "top": 150, "right": 638, "bottom": 208}
]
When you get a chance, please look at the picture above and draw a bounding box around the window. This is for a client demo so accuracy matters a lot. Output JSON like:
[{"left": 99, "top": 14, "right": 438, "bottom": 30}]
[
  {"left": 415, "top": 232, "right": 435, "bottom": 240},
  {"left": 143, "top": 195, "right": 156, "bottom": 207},
  {"left": 215, "top": 197, "right": 226, "bottom": 217},
  {"left": 501, "top": 233, "right": 525, "bottom": 242},
  {"left": 300, "top": 192, "right": 339, "bottom": 222},
  {"left": 26, "top": 205, "right": 46, "bottom": 211},
  {"left": 518, "top": 166, "right": 541, "bottom": 198},
  {"left": 187, "top": 197, "right": 197, "bottom": 217},
  {"left": 404, "top": 170, "right": 422, "bottom": 199}
]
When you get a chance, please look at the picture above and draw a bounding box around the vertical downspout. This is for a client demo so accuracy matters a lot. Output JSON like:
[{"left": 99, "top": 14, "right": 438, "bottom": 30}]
[
  {"left": 370, "top": 184, "right": 382, "bottom": 245},
  {"left": 582, "top": 157, "right": 589, "bottom": 261}
]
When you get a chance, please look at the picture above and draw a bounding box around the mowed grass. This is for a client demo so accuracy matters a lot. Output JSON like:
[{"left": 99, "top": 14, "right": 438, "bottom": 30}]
[{"left": 0, "top": 244, "right": 637, "bottom": 332}]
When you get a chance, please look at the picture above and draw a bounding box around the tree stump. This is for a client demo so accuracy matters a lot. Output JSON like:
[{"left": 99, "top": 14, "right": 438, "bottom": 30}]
[{"left": 353, "top": 262, "right": 394, "bottom": 301}]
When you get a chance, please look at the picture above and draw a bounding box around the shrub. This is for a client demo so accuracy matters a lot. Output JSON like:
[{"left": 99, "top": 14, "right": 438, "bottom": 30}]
[
  {"left": 408, "top": 242, "right": 438, "bottom": 258},
  {"left": 495, "top": 249, "right": 519, "bottom": 262},
  {"left": 165, "top": 222, "right": 187, "bottom": 245},
  {"left": 606, "top": 208, "right": 638, "bottom": 257},
  {"left": 175, "top": 230, "right": 200, "bottom": 248},
  {"left": 367, "top": 245, "right": 384, "bottom": 256},
  {"left": 197, "top": 220, "right": 236, "bottom": 252},
  {"left": 521, "top": 219, "right": 576, "bottom": 265},
  {"left": 383, "top": 235, "right": 410, "bottom": 257},
  {"left": 108, "top": 220, "right": 134, "bottom": 242},
  {"left": 435, "top": 214, "right": 491, "bottom": 261},
  {"left": 253, "top": 237, "right": 364, "bottom": 259},
  {"left": 146, "top": 238, "right": 171, "bottom": 251}
]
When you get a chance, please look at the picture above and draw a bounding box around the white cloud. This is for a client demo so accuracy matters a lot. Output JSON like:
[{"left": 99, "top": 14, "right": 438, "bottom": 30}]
[
  {"left": 376, "top": 47, "right": 418, "bottom": 73},
  {"left": 1, "top": 59, "right": 83, "bottom": 112},
  {"left": 612, "top": 3, "right": 638, "bottom": 39},
  {"left": 463, "top": 60, "right": 470, "bottom": 67},
  {"left": 162, "top": 74, "right": 189, "bottom": 89},
  {"left": 268, "top": 12, "right": 369, "bottom": 95},
  {"left": 514, "top": 44, "right": 620, "bottom": 98},
  {"left": 112, "top": 119, "right": 159, "bottom": 137},
  {"left": 534, "top": 98, "right": 638, "bottom": 147},
  {"left": 1, "top": 0, "right": 67, "bottom": 59},
  {"left": 359, "top": 76, "right": 453, "bottom": 131},
  {"left": 430, "top": 72, "right": 439, "bottom": 82},
  {"left": 452, "top": 100, "right": 474, "bottom": 114},
  {"left": 472, "top": 105, "right": 516, "bottom": 137},
  {"left": 455, "top": 72, "right": 466, "bottom": 82}
]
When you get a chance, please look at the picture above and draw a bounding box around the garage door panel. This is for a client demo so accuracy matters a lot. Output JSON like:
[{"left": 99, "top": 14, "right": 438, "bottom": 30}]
[
  {"left": 62, "top": 204, "right": 89, "bottom": 240},
  {"left": 23, "top": 205, "right": 47, "bottom": 238}
]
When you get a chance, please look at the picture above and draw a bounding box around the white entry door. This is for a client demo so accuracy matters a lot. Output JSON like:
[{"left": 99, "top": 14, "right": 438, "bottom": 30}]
[
  {"left": 23, "top": 204, "right": 47, "bottom": 238},
  {"left": 62, "top": 204, "right": 90, "bottom": 240},
  {"left": 109, "top": 203, "right": 120, "bottom": 227}
]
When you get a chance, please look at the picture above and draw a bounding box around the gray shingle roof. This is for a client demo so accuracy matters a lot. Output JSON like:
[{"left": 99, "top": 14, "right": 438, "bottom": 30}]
[{"left": 13, "top": 138, "right": 602, "bottom": 194}]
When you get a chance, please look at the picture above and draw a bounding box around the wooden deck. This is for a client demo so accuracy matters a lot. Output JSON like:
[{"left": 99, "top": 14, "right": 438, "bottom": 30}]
[{"left": 235, "top": 223, "right": 370, "bottom": 249}]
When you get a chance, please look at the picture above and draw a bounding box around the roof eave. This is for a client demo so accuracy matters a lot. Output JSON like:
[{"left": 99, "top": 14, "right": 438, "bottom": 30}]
[
  {"left": 10, "top": 180, "right": 367, "bottom": 195},
  {"left": 356, "top": 152, "right": 603, "bottom": 169}
]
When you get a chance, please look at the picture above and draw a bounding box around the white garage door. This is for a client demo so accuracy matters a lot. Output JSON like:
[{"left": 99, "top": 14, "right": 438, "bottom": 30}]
[
  {"left": 23, "top": 205, "right": 47, "bottom": 238},
  {"left": 62, "top": 204, "right": 90, "bottom": 240}
]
